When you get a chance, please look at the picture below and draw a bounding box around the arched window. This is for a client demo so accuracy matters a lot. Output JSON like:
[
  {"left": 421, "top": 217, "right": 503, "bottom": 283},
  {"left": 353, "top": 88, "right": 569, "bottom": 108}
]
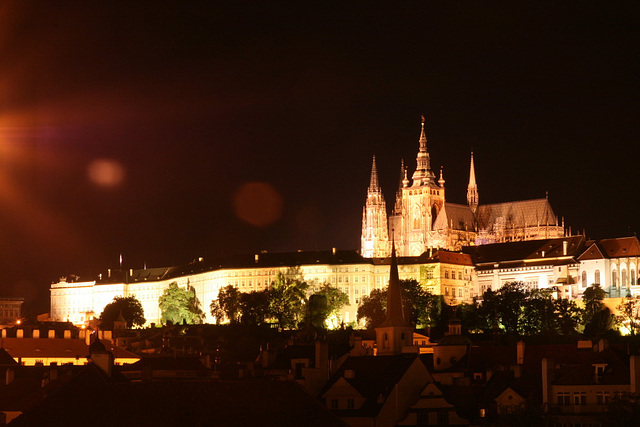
[
  {"left": 594, "top": 270, "right": 601, "bottom": 285},
  {"left": 582, "top": 271, "right": 587, "bottom": 287},
  {"left": 632, "top": 269, "right": 637, "bottom": 286},
  {"left": 622, "top": 269, "right": 628, "bottom": 288},
  {"left": 612, "top": 269, "right": 618, "bottom": 288}
]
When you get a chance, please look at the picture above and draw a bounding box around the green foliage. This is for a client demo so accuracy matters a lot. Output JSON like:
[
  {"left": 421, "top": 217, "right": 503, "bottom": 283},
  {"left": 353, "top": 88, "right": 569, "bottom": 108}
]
[
  {"left": 356, "top": 280, "right": 441, "bottom": 329},
  {"left": 239, "top": 290, "right": 270, "bottom": 326},
  {"left": 159, "top": 282, "right": 205, "bottom": 325},
  {"left": 617, "top": 295, "right": 640, "bottom": 335},
  {"left": 214, "top": 285, "right": 242, "bottom": 323},
  {"left": 357, "top": 288, "right": 387, "bottom": 329},
  {"left": 268, "top": 272, "right": 308, "bottom": 329},
  {"left": 99, "top": 295, "right": 146, "bottom": 329},
  {"left": 582, "top": 283, "right": 614, "bottom": 336},
  {"left": 307, "top": 284, "right": 349, "bottom": 329}
]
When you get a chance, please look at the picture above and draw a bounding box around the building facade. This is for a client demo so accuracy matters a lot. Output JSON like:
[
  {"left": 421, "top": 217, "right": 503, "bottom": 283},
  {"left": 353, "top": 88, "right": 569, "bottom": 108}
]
[
  {"left": 361, "top": 117, "right": 566, "bottom": 257},
  {"left": 51, "top": 249, "right": 473, "bottom": 327}
]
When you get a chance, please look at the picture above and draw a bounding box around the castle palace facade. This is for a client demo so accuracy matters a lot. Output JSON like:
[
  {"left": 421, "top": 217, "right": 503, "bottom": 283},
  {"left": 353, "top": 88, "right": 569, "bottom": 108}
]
[{"left": 361, "top": 118, "right": 566, "bottom": 257}]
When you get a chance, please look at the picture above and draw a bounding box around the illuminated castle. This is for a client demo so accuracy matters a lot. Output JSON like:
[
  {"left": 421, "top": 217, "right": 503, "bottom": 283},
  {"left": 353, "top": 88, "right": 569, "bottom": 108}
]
[{"left": 361, "top": 117, "right": 565, "bottom": 257}]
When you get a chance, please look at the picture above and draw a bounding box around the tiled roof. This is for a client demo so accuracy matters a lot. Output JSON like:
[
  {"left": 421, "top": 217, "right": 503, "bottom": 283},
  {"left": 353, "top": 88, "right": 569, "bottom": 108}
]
[
  {"left": 434, "top": 251, "right": 474, "bottom": 266},
  {"left": 579, "top": 236, "right": 640, "bottom": 260},
  {"left": 434, "top": 203, "right": 476, "bottom": 231},
  {"left": 464, "top": 236, "right": 585, "bottom": 266},
  {"left": 320, "top": 355, "right": 420, "bottom": 416},
  {"left": 476, "top": 198, "right": 557, "bottom": 230}
]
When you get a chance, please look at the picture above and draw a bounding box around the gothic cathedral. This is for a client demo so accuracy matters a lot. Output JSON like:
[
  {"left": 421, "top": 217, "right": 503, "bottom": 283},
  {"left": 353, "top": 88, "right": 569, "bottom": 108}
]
[{"left": 361, "top": 117, "right": 566, "bottom": 257}]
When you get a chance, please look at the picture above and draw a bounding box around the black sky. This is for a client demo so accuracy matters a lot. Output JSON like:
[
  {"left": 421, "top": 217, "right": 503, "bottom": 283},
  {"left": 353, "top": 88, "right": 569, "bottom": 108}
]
[{"left": 1, "top": 2, "right": 639, "bottom": 313}]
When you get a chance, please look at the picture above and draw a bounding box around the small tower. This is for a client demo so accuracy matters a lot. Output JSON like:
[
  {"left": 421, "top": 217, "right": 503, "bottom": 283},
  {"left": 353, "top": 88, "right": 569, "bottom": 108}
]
[
  {"left": 361, "top": 156, "right": 390, "bottom": 258},
  {"left": 467, "top": 151, "right": 479, "bottom": 214},
  {"left": 375, "top": 241, "right": 415, "bottom": 355}
]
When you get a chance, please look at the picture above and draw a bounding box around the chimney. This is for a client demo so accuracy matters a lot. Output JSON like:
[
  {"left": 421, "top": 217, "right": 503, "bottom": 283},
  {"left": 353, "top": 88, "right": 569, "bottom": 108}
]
[
  {"left": 48, "top": 330, "right": 55, "bottom": 339},
  {"left": 332, "top": 247, "right": 336, "bottom": 255},
  {"left": 255, "top": 254, "right": 259, "bottom": 263},
  {"left": 563, "top": 240, "right": 568, "bottom": 256},
  {"left": 108, "top": 269, "right": 111, "bottom": 278},
  {"left": 517, "top": 341, "right": 525, "bottom": 365},
  {"left": 315, "top": 340, "right": 329, "bottom": 378},
  {"left": 631, "top": 355, "right": 640, "bottom": 394},
  {"left": 541, "top": 358, "right": 555, "bottom": 408}
]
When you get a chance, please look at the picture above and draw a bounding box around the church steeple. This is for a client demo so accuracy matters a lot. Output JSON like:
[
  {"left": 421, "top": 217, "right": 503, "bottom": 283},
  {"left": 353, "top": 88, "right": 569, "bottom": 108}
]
[
  {"left": 382, "top": 240, "right": 408, "bottom": 327},
  {"left": 375, "top": 239, "right": 415, "bottom": 355},
  {"left": 411, "top": 116, "right": 436, "bottom": 186},
  {"left": 467, "top": 151, "right": 479, "bottom": 213}
]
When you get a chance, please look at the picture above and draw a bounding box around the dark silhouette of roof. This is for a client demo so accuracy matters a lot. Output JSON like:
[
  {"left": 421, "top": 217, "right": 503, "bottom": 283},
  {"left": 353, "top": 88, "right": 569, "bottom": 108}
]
[
  {"left": 10, "top": 366, "right": 345, "bottom": 426},
  {"left": 320, "top": 354, "right": 420, "bottom": 417}
]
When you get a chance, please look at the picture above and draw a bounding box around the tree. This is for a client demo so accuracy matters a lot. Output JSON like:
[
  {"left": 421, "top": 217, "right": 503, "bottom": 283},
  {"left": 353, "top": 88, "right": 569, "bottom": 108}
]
[
  {"left": 583, "top": 283, "right": 606, "bottom": 324},
  {"left": 99, "top": 296, "right": 145, "bottom": 329},
  {"left": 307, "top": 284, "right": 349, "bottom": 329},
  {"left": 617, "top": 296, "right": 640, "bottom": 335},
  {"left": 268, "top": 272, "right": 308, "bottom": 328},
  {"left": 357, "top": 281, "right": 443, "bottom": 330},
  {"left": 357, "top": 288, "right": 387, "bottom": 329},
  {"left": 213, "top": 285, "right": 241, "bottom": 323},
  {"left": 209, "top": 300, "right": 224, "bottom": 325},
  {"left": 520, "top": 288, "right": 557, "bottom": 336},
  {"left": 582, "top": 283, "right": 612, "bottom": 336},
  {"left": 159, "top": 282, "right": 205, "bottom": 325},
  {"left": 399, "top": 279, "right": 433, "bottom": 328},
  {"left": 238, "top": 290, "right": 270, "bottom": 326},
  {"left": 554, "top": 298, "right": 582, "bottom": 336}
]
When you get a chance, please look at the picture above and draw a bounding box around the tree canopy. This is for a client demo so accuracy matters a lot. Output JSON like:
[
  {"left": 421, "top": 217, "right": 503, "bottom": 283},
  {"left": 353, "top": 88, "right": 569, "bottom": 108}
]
[
  {"left": 99, "top": 295, "right": 146, "bottom": 329},
  {"left": 159, "top": 282, "right": 205, "bottom": 325}
]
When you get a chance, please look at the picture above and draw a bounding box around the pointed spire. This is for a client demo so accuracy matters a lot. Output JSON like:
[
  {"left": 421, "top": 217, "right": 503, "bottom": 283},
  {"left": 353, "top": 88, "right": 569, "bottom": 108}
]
[
  {"left": 438, "top": 166, "right": 445, "bottom": 187},
  {"left": 467, "top": 151, "right": 479, "bottom": 213},
  {"left": 369, "top": 155, "right": 380, "bottom": 191},
  {"left": 419, "top": 115, "right": 427, "bottom": 149},
  {"left": 382, "top": 239, "right": 409, "bottom": 326}
]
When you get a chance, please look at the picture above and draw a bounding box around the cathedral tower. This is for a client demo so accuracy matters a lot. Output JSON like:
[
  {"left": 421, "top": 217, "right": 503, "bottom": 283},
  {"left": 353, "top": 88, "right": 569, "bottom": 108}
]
[
  {"left": 361, "top": 156, "right": 390, "bottom": 257},
  {"left": 389, "top": 117, "right": 445, "bottom": 256},
  {"left": 467, "top": 151, "right": 479, "bottom": 214}
]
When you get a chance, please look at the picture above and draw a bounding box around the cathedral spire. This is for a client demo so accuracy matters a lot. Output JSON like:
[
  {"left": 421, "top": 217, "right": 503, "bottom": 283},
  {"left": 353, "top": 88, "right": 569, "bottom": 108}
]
[
  {"left": 411, "top": 116, "right": 435, "bottom": 186},
  {"left": 369, "top": 155, "right": 380, "bottom": 191},
  {"left": 467, "top": 151, "right": 479, "bottom": 213}
]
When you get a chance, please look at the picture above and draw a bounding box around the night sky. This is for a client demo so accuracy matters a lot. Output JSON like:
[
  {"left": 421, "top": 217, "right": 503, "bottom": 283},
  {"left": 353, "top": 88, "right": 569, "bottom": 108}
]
[{"left": 1, "top": 2, "right": 639, "bottom": 313}]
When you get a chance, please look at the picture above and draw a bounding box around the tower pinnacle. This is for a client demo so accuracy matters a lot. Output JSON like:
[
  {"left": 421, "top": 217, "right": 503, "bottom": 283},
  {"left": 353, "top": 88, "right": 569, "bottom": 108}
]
[
  {"left": 467, "top": 151, "right": 479, "bottom": 213},
  {"left": 369, "top": 155, "right": 380, "bottom": 191}
]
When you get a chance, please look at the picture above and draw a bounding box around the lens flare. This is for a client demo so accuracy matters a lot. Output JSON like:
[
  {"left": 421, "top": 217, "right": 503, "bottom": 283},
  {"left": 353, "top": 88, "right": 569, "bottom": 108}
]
[
  {"left": 87, "top": 159, "right": 125, "bottom": 188},
  {"left": 233, "top": 182, "right": 283, "bottom": 227}
]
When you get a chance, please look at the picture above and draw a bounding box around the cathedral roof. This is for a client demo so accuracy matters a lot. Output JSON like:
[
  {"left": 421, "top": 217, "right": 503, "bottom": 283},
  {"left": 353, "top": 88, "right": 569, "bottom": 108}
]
[
  {"left": 433, "top": 203, "right": 475, "bottom": 231},
  {"left": 475, "top": 198, "right": 557, "bottom": 230}
]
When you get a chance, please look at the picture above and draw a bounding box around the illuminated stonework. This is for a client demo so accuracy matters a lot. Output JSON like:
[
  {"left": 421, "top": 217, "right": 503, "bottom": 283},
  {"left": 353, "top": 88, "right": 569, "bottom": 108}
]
[
  {"left": 361, "top": 118, "right": 566, "bottom": 257},
  {"left": 50, "top": 250, "right": 479, "bottom": 327}
]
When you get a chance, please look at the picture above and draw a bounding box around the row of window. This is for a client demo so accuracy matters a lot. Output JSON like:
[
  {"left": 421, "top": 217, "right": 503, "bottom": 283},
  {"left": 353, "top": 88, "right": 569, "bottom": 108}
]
[
  {"left": 557, "top": 390, "right": 627, "bottom": 405},
  {"left": 581, "top": 269, "right": 639, "bottom": 288}
]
